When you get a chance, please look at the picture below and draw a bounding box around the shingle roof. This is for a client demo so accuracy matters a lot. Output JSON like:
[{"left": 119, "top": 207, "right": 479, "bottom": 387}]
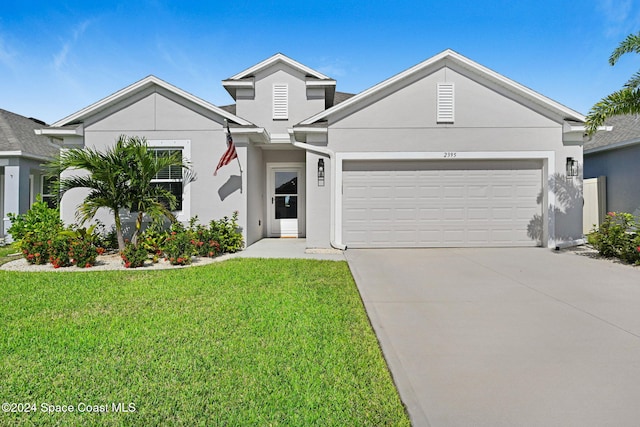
[
  {"left": 584, "top": 114, "right": 640, "bottom": 153},
  {"left": 0, "top": 109, "right": 60, "bottom": 158}
]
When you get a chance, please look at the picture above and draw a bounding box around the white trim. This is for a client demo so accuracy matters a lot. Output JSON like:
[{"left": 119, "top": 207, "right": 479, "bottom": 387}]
[
  {"left": 228, "top": 53, "right": 331, "bottom": 81},
  {"left": 52, "top": 76, "right": 252, "bottom": 127},
  {"left": 147, "top": 139, "right": 191, "bottom": 222},
  {"left": 0, "top": 151, "right": 55, "bottom": 162},
  {"left": 334, "top": 151, "right": 556, "bottom": 248},
  {"left": 35, "top": 124, "right": 84, "bottom": 136},
  {"left": 300, "top": 49, "right": 585, "bottom": 126}
]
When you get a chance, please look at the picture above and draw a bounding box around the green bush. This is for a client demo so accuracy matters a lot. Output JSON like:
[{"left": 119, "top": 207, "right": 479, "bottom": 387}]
[
  {"left": 209, "top": 211, "right": 243, "bottom": 253},
  {"left": 188, "top": 217, "right": 222, "bottom": 258},
  {"left": 589, "top": 212, "right": 640, "bottom": 264},
  {"left": 21, "top": 233, "right": 55, "bottom": 265},
  {"left": 163, "top": 223, "right": 193, "bottom": 266},
  {"left": 48, "top": 235, "right": 73, "bottom": 268},
  {"left": 69, "top": 239, "right": 99, "bottom": 268},
  {"left": 7, "top": 195, "right": 63, "bottom": 242},
  {"left": 120, "top": 242, "right": 148, "bottom": 268}
]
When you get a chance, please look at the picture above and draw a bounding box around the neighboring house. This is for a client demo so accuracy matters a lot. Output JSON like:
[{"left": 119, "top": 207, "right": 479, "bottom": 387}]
[
  {"left": 584, "top": 114, "right": 640, "bottom": 216},
  {"left": 0, "top": 109, "right": 61, "bottom": 240},
  {"left": 38, "top": 50, "right": 586, "bottom": 249}
]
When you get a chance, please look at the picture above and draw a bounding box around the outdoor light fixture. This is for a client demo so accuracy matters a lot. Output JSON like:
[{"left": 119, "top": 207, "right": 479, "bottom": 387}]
[
  {"left": 317, "top": 158, "right": 325, "bottom": 186},
  {"left": 566, "top": 157, "right": 578, "bottom": 178}
]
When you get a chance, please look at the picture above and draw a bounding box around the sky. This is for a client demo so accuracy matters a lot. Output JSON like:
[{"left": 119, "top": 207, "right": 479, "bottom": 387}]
[{"left": 1, "top": 0, "right": 640, "bottom": 124}]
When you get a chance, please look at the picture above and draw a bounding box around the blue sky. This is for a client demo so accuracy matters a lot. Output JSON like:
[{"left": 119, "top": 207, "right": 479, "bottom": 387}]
[{"left": 1, "top": 0, "right": 640, "bottom": 124}]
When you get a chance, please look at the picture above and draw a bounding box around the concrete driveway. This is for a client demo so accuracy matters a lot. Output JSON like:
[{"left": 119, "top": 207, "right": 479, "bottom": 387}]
[{"left": 345, "top": 248, "right": 640, "bottom": 427}]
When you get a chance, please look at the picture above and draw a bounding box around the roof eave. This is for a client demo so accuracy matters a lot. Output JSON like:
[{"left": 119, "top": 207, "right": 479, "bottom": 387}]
[
  {"left": 300, "top": 49, "right": 585, "bottom": 126},
  {"left": 52, "top": 76, "right": 252, "bottom": 127}
]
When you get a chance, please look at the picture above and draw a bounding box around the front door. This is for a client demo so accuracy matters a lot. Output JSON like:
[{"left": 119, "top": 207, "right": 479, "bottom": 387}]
[{"left": 267, "top": 164, "right": 305, "bottom": 237}]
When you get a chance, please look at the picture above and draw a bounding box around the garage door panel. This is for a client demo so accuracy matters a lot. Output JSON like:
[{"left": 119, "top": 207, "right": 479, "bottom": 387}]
[{"left": 343, "top": 160, "right": 542, "bottom": 248}]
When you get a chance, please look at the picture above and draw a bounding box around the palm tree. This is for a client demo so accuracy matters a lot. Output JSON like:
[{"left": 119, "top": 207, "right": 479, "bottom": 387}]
[
  {"left": 585, "top": 32, "right": 640, "bottom": 136},
  {"left": 123, "top": 138, "right": 193, "bottom": 246},
  {"left": 49, "top": 135, "right": 192, "bottom": 251}
]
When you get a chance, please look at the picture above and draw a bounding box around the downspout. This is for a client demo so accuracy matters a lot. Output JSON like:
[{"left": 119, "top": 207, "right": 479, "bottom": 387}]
[{"left": 290, "top": 137, "right": 347, "bottom": 251}]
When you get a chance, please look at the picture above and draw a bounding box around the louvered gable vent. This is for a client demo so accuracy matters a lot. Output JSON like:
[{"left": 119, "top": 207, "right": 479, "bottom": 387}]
[
  {"left": 273, "top": 83, "right": 288, "bottom": 119},
  {"left": 437, "top": 82, "right": 454, "bottom": 123}
]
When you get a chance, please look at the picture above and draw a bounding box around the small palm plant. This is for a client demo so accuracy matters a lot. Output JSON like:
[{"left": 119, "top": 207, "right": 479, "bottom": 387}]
[{"left": 48, "top": 135, "right": 193, "bottom": 251}]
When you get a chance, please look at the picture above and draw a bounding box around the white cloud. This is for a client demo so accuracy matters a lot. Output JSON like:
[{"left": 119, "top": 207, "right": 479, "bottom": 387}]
[
  {"left": 597, "top": 0, "right": 638, "bottom": 37},
  {"left": 52, "top": 19, "right": 91, "bottom": 71},
  {"left": 0, "top": 35, "right": 17, "bottom": 69}
]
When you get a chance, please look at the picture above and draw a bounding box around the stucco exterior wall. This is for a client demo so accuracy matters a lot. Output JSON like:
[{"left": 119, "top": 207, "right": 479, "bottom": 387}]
[
  {"left": 312, "top": 65, "right": 584, "bottom": 247},
  {"left": 585, "top": 145, "right": 640, "bottom": 215},
  {"left": 60, "top": 91, "right": 247, "bottom": 239},
  {"left": 235, "top": 64, "right": 326, "bottom": 137}
]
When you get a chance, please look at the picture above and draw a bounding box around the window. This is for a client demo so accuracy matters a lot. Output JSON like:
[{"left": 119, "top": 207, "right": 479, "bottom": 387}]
[
  {"left": 151, "top": 148, "right": 183, "bottom": 211},
  {"left": 437, "top": 82, "right": 454, "bottom": 123},
  {"left": 41, "top": 176, "right": 57, "bottom": 208},
  {"left": 273, "top": 83, "right": 288, "bottom": 119}
]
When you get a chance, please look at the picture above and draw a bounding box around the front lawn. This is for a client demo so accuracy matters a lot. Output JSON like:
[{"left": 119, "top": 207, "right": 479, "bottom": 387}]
[{"left": 0, "top": 258, "right": 409, "bottom": 426}]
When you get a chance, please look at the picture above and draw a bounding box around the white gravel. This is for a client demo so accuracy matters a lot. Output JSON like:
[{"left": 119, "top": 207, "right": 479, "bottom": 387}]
[{"left": 1, "top": 253, "right": 235, "bottom": 272}]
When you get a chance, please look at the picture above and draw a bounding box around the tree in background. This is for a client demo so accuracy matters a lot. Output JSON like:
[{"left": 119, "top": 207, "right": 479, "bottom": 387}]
[{"left": 586, "top": 32, "right": 640, "bottom": 136}]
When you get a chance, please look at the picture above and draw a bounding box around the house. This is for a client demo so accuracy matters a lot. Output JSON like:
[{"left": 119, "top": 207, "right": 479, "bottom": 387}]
[
  {"left": 1, "top": 109, "right": 61, "bottom": 240},
  {"left": 584, "top": 114, "right": 640, "bottom": 217},
  {"left": 38, "top": 50, "right": 586, "bottom": 249}
]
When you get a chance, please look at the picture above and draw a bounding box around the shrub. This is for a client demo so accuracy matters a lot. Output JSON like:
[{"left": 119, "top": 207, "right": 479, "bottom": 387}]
[
  {"left": 589, "top": 212, "right": 640, "bottom": 264},
  {"left": 7, "top": 195, "right": 63, "bottom": 242},
  {"left": 120, "top": 243, "right": 148, "bottom": 268},
  {"left": 188, "top": 217, "right": 222, "bottom": 258},
  {"left": 163, "top": 223, "right": 193, "bottom": 266},
  {"left": 140, "top": 219, "right": 169, "bottom": 263},
  {"left": 209, "top": 211, "right": 243, "bottom": 253},
  {"left": 21, "top": 233, "right": 55, "bottom": 265},
  {"left": 48, "top": 235, "right": 73, "bottom": 268},
  {"left": 69, "top": 239, "right": 99, "bottom": 268}
]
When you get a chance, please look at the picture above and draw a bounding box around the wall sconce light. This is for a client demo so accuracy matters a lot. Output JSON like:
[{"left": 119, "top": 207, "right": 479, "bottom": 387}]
[
  {"left": 566, "top": 157, "right": 578, "bottom": 177},
  {"left": 317, "top": 158, "right": 325, "bottom": 187}
]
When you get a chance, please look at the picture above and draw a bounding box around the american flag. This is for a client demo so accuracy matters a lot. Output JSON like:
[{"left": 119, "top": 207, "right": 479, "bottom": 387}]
[{"left": 214, "top": 121, "right": 238, "bottom": 176}]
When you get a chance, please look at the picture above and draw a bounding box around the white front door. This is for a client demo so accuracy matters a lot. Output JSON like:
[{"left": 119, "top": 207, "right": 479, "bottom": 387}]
[{"left": 267, "top": 164, "right": 305, "bottom": 237}]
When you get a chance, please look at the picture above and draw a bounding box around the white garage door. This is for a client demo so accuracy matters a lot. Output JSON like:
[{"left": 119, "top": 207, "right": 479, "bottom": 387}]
[{"left": 342, "top": 160, "right": 542, "bottom": 248}]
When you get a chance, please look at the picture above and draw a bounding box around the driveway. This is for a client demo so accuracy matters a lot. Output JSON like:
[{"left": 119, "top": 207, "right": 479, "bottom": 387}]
[{"left": 345, "top": 248, "right": 640, "bottom": 427}]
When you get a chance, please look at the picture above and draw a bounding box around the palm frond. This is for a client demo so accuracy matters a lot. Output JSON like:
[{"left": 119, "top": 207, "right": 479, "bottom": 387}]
[
  {"left": 585, "top": 87, "right": 640, "bottom": 135},
  {"left": 625, "top": 70, "right": 640, "bottom": 89},
  {"left": 609, "top": 32, "right": 640, "bottom": 65}
]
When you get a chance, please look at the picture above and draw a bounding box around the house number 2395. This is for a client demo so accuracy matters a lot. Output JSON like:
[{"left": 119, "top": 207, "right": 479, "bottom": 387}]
[{"left": 444, "top": 152, "right": 457, "bottom": 158}]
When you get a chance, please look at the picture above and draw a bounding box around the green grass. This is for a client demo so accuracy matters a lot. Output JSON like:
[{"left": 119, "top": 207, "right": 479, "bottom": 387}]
[
  {"left": 0, "top": 243, "right": 20, "bottom": 267},
  {"left": 0, "top": 258, "right": 409, "bottom": 426}
]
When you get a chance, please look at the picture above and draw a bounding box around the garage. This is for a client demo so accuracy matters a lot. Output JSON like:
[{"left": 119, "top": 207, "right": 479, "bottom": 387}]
[{"left": 342, "top": 159, "right": 543, "bottom": 248}]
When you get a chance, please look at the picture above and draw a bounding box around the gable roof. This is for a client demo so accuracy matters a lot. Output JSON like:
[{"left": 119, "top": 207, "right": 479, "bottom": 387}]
[
  {"left": 51, "top": 75, "right": 253, "bottom": 127},
  {"left": 222, "top": 53, "right": 337, "bottom": 107},
  {"left": 227, "top": 53, "right": 332, "bottom": 81},
  {"left": 298, "top": 49, "right": 585, "bottom": 126},
  {"left": 584, "top": 114, "right": 640, "bottom": 154},
  {"left": 0, "top": 108, "right": 60, "bottom": 160}
]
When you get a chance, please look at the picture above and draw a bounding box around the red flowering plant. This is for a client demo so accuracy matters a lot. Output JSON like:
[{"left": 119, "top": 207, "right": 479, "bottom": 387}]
[
  {"left": 20, "top": 232, "right": 55, "bottom": 265},
  {"left": 163, "top": 222, "right": 194, "bottom": 266},
  {"left": 47, "top": 235, "right": 73, "bottom": 268},
  {"left": 188, "top": 217, "right": 222, "bottom": 258},
  {"left": 120, "top": 242, "right": 148, "bottom": 268}
]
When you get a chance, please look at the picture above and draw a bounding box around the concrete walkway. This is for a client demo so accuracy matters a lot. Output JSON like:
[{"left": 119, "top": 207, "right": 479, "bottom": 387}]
[
  {"left": 238, "top": 238, "right": 346, "bottom": 261},
  {"left": 345, "top": 248, "right": 640, "bottom": 427}
]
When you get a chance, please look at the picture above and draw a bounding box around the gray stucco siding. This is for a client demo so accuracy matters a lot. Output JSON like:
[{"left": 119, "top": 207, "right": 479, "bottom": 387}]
[
  {"left": 236, "top": 65, "right": 325, "bottom": 137},
  {"left": 585, "top": 145, "right": 640, "bottom": 215},
  {"left": 60, "top": 92, "right": 247, "bottom": 240}
]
